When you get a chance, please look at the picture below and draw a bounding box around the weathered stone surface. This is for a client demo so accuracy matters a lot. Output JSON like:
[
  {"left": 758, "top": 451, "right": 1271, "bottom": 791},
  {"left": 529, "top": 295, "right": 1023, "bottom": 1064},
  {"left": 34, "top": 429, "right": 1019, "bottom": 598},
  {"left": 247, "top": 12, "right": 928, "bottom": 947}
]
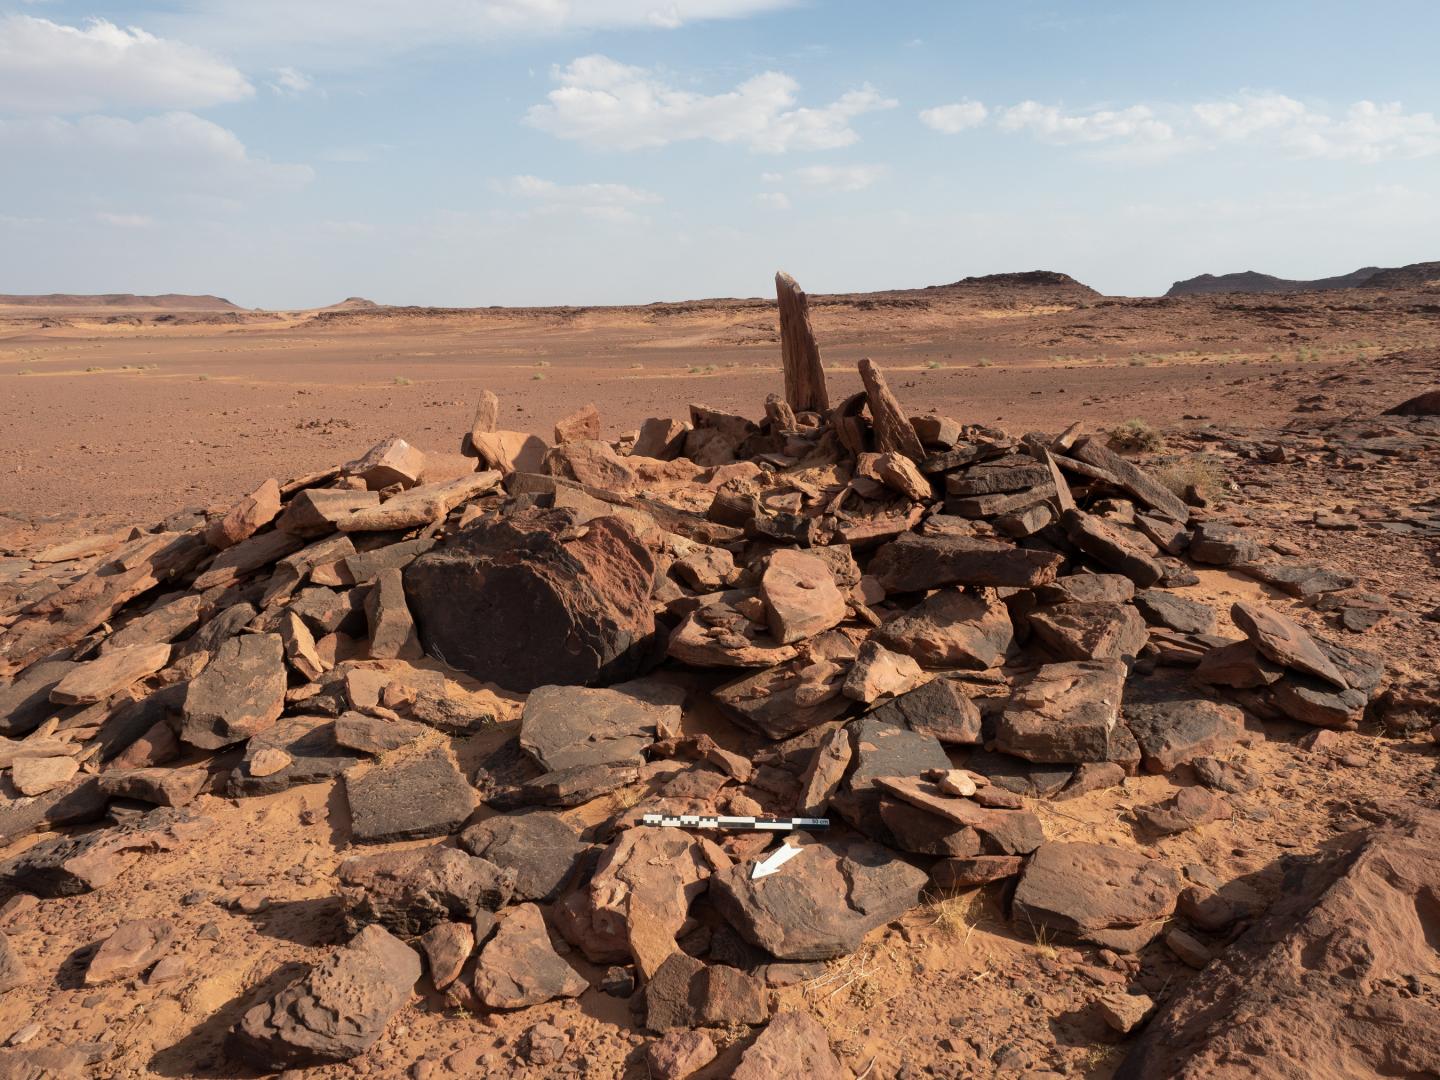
[
  {"left": 872, "top": 776, "right": 1044, "bottom": 855},
  {"left": 1035, "top": 573, "right": 1136, "bottom": 605},
  {"left": 1194, "top": 639, "right": 1285, "bottom": 688},
  {"left": 633, "top": 417, "right": 690, "bottom": 460},
  {"left": 364, "top": 567, "right": 422, "bottom": 660},
  {"left": 0, "top": 660, "right": 76, "bottom": 736},
  {"left": 878, "top": 796, "right": 983, "bottom": 856},
  {"left": 1119, "top": 808, "right": 1440, "bottom": 1080},
  {"left": 874, "top": 588, "right": 1014, "bottom": 670},
  {"left": 731, "top": 1010, "right": 847, "bottom": 1080},
  {"left": 405, "top": 507, "right": 656, "bottom": 692},
  {"left": 554, "top": 828, "right": 722, "bottom": 976},
  {"left": 994, "top": 660, "right": 1129, "bottom": 764},
  {"left": 84, "top": 918, "right": 174, "bottom": 984},
  {"left": 931, "top": 855, "right": 1025, "bottom": 889},
  {"left": 870, "top": 532, "right": 1062, "bottom": 593},
  {"left": 1099, "top": 992, "right": 1155, "bottom": 1035},
  {"left": 647, "top": 1029, "right": 716, "bottom": 1080},
  {"left": 459, "top": 811, "right": 588, "bottom": 902},
  {"left": 338, "top": 473, "right": 500, "bottom": 532},
  {"left": 1230, "top": 600, "right": 1348, "bottom": 689},
  {"left": 1123, "top": 679, "right": 1247, "bottom": 773},
  {"left": 98, "top": 767, "right": 206, "bottom": 807},
  {"left": 1135, "top": 787, "right": 1230, "bottom": 834},
  {"left": 1271, "top": 674, "right": 1367, "bottom": 728},
  {"left": 668, "top": 600, "right": 800, "bottom": 669},
  {"left": 49, "top": 644, "right": 170, "bottom": 705},
  {"left": 419, "top": 921, "right": 472, "bottom": 991},
  {"left": 277, "top": 488, "right": 381, "bottom": 538},
  {"left": 333, "top": 711, "right": 429, "bottom": 754},
  {"left": 1068, "top": 436, "right": 1190, "bottom": 522},
  {"left": 710, "top": 837, "right": 928, "bottom": 960},
  {"left": 796, "top": 727, "right": 852, "bottom": 817},
  {"left": 11, "top": 755, "right": 79, "bottom": 796},
  {"left": 1132, "top": 590, "right": 1219, "bottom": 635},
  {"left": 506, "top": 762, "right": 640, "bottom": 809},
  {"left": 343, "top": 435, "right": 427, "bottom": 490},
  {"left": 337, "top": 845, "right": 515, "bottom": 936},
  {"left": 229, "top": 716, "right": 364, "bottom": 796},
  {"left": 841, "top": 640, "right": 923, "bottom": 704},
  {"left": 180, "top": 632, "right": 286, "bottom": 750},
  {"left": 833, "top": 716, "right": 951, "bottom": 841},
  {"left": 0, "top": 775, "right": 108, "bottom": 846},
  {"left": 519, "top": 684, "right": 672, "bottom": 771},
  {"left": 345, "top": 746, "right": 476, "bottom": 843},
  {"left": 0, "top": 808, "right": 208, "bottom": 897},
  {"left": 1062, "top": 510, "right": 1165, "bottom": 587},
  {"left": 712, "top": 659, "right": 850, "bottom": 741},
  {"left": 870, "top": 676, "right": 983, "bottom": 745},
  {"left": 206, "top": 478, "right": 283, "bottom": 550},
  {"left": 645, "top": 952, "right": 769, "bottom": 1031},
  {"left": 761, "top": 549, "right": 848, "bottom": 645},
  {"left": 553, "top": 403, "right": 601, "bottom": 444},
  {"left": 474, "top": 902, "right": 587, "bottom": 1009},
  {"left": 1029, "top": 601, "right": 1148, "bottom": 661},
  {"left": 231, "top": 924, "right": 420, "bottom": 1070},
  {"left": 0, "top": 930, "right": 29, "bottom": 993},
  {"left": 1013, "top": 842, "right": 1181, "bottom": 949}
]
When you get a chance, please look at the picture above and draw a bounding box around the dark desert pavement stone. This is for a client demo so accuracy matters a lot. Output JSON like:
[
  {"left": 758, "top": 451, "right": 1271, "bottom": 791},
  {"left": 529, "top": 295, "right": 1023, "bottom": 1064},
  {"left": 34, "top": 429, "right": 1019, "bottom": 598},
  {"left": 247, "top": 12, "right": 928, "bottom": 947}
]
[
  {"left": 709, "top": 836, "right": 928, "bottom": 960},
  {"left": 404, "top": 507, "right": 656, "bottom": 693},
  {"left": 873, "top": 588, "right": 1015, "bottom": 670},
  {"left": 993, "top": 660, "right": 1130, "bottom": 764},
  {"left": 228, "top": 716, "right": 365, "bottom": 796},
  {"left": 519, "top": 684, "right": 674, "bottom": 772},
  {"left": 230, "top": 924, "right": 420, "bottom": 1070},
  {"left": 179, "top": 632, "right": 286, "bottom": 750},
  {"left": 1132, "top": 590, "right": 1220, "bottom": 636},
  {"left": 344, "top": 746, "right": 476, "bottom": 843},
  {"left": 1012, "top": 842, "right": 1181, "bottom": 947},
  {"left": 869, "top": 676, "right": 983, "bottom": 745},
  {"left": 1028, "top": 601, "right": 1149, "bottom": 662},
  {"left": 1230, "top": 600, "right": 1348, "bottom": 689},
  {"left": 473, "top": 902, "right": 588, "bottom": 1009},
  {"left": 336, "top": 845, "right": 515, "bottom": 936},
  {"left": 869, "top": 532, "right": 1062, "bottom": 593},
  {"left": 459, "top": 810, "right": 589, "bottom": 902}
]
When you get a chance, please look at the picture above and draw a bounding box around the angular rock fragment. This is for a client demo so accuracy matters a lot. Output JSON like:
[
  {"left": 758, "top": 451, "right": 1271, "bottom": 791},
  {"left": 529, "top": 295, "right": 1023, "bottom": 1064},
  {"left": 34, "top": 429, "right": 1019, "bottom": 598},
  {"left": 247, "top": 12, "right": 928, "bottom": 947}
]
[
  {"left": 405, "top": 507, "right": 656, "bottom": 692},
  {"left": 205, "top": 478, "right": 282, "bottom": 550},
  {"left": 343, "top": 435, "right": 426, "bottom": 490},
  {"left": 710, "top": 837, "right": 928, "bottom": 960},
  {"left": 712, "top": 659, "right": 851, "bottom": 741},
  {"left": 833, "top": 716, "right": 951, "bottom": 841},
  {"left": 0, "top": 930, "right": 29, "bottom": 994},
  {"left": 338, "top": 473, "right": 500, "bottom": 532},
  {"left": 1271, "top": 674, "right": 1367, "bottom": 729},
  {"left": 842, "top": 640, "right": 924, "bottom": 703},
  {"left": 874, "top": 588, "right": 1014, "bottom": 670},
  {"left": 519, "top": 684, "right": 672, "bottom": 771},
  {"left": 645, "top": 952, "right": 769, "bottom": 1031},
  {"left": 931, "top": 855, "right": 1024, "bottom": 889},
  {"left": 0, "top": 808, "right": 209, "bottom": 897},
  {"left": 1230, "top": 600, "right": 1348, "bottom": 689},
  {"left": 994, "top": 660, "right": 1130, "bottom": 764},
  {"left": 870, "top": 532, "right": 1062, "bottom": 593},
  {"left": 633, "top": 417, "right": 690, "bottom": 460},
  {"left": 11, "top": 755, "right": 78, "bottom": 796},
  {"left": 1132, "top": 590, "right": 1219, "bottom": 635},
  {"left": 1188, "top": 522, "right": 1263, "bottom": 566},
  {"left": 732, "top": 1010, "right": 847, "bottom": 1080},
  {"left": 1134, "top": 787, "right": 1230, "bottom": 835},
  {"left": 761, "top": 549, "right": 847, "bottom": 645},
  {"left": 459, "top": 811, "right": 588, "bottom": 903},
  {"left": 869, "top": 676, "right": 983, "bottom": 744},
  {"left": 364, "top": 567, "right": 423, "bottom": 660},
  {"left": 277, "top": 488, "right": 381, "bottom": 538},
  {"left": 796, "top": 727, "right": 852, "bottom": 817},
  {"left": 872, "top": 776, "right": 1043, "bottom": 855},
  {"left": 1029, "top": 601, "right": 1148, "bottom": 661},
  {"left": 84, "top": 918, "right": 175, "bottom": 985},
  {"left": 337, "top": 845, "right": 515, "bottom": 936},
  {"left": 230, "top": 924, "right": 420, "bottom": 1070},
  {"left": 1122, "top": 679, "right": 1247, "bottom": 773},
  {"left": 1063, "top": 510, "right": 1165, "bottom": 587},
  {"left": 1068, "top": 437, "right": 1190, "bottom": 522},
  {"left": 647, "top": 1030, "right": 716, "bottom": 1080},
  {"left": 98, "top": 767, "right": 207, "bottom": 807},
  {"left": 0, "top": 660, "right": 76, "bottom": 736},
  {"left": 345, "top": 746, "right": 476, "bottom": 843},
  {"left": 333, "top": 711, "right": 428, "bottom": 754},
  {"left": 474, "top": 903, "right": 587, "bottom": 1009},
  {"left": 878, "top": 796, "right": 983, "bottom": 857},
  {"left": 1013, "top": 842, "right": 1181, "bottom": 950},
  {"left": 419, "top": 921, "right": 472, "bottom": 991},
  {"left": 49, "top": 644, "right": 170, "bottom": 705},
  {"left": 180, "top": 633, "right": 286, "bottom": 750},
  {"left": 229, "top": 716, "right": 364, "bottom": 795}
]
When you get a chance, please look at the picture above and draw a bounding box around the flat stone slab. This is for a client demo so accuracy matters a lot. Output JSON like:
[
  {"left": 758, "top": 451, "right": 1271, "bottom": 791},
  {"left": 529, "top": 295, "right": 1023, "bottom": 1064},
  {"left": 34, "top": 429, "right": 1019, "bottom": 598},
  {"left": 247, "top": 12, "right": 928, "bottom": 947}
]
[
  {"left": 1012, "top": 841, "right": 1181, "bottom": 947},
  {"left": 710, "top": 837, "right": 928, "bottom": 960},
  {"left": 337, "top": 845, "right": 515, "bottom": 936},
  {"left": 460, "top": 810, "right": 589, "bottom": 902},
  {"left": 228, "top": 716, "right": 364, "bottom": 796},
  {"left": 473, "top": 902, "right": 587, "bottom": 1009},
  {"left": 344, "top": 746, "right": 476, "bottom": 843},
  {"left": 180, "top": 632, "right": 286, "bottom": 750},
  {"left": 520, "top": 684, "right": 674, "bottom": 772},
  {"left": 1231, "top": 600, "right": 1348, "bottom": 689}
]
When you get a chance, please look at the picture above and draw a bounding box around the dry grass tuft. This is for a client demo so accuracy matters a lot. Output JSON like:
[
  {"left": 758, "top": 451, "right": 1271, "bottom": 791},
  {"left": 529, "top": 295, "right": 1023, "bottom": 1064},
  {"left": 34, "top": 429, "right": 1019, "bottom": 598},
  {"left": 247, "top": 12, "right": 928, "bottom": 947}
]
[
  {"left": 1107, "top": 418, "right": 1164, "bottom": 453},
  {"left": 1152, "top": 453, "right": 1227, "bottom": 501}
]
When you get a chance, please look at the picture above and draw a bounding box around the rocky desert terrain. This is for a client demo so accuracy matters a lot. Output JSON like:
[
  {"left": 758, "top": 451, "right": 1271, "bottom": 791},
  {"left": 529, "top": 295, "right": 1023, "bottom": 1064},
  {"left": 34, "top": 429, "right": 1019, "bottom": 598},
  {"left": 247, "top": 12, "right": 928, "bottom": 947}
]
[{"left": 0, "top": 271, "right": 1437, "bottom": 1080}]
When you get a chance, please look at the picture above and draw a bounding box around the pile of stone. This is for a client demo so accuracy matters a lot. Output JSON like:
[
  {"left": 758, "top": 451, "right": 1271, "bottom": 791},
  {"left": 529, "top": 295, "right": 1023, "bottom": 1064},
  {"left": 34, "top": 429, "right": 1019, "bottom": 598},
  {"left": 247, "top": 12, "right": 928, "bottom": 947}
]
[{"left": 0, "top": 273, "right": 1398, "bottom": 1075}]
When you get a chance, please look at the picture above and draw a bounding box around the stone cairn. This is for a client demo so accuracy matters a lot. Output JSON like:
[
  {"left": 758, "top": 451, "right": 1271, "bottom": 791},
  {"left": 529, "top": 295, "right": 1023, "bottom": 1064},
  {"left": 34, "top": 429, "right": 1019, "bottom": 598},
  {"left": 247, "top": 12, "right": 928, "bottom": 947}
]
[{"left": 0, "top": 271, "right": 1393, "bottom": 1076}]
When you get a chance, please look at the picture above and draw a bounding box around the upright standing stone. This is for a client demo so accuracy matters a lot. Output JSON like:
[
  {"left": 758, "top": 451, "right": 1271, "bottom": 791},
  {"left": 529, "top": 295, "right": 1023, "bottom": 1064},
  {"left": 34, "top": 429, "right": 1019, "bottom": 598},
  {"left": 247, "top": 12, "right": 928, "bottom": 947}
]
[
  {"left": 859, "top": 358, "right": 925, "bottom": 461},
  {"left": 776, "top": 271, "right": 829, "bottom": 414}
]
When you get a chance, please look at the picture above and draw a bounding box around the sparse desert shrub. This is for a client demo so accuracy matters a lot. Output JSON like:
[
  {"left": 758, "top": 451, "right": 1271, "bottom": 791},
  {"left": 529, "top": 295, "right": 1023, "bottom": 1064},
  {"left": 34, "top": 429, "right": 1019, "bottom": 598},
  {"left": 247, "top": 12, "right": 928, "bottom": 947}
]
[
  {"left": 1128, "top": 357, "right": 1148, "bottom": 367},
  {"left": 85, "top": 366, "right": 103, "bottom": 373},
  {"left": 1152, "top": 453, "right": 1226, "bottom": 502},
  {"left": 531, "top": 372, "right": 545, "bottom": 381},
  {"left": 927, "top": 891, "right": 983, "bottom": 942},
  {"left": 1107, "top": 418, "right": 1164, "bottom": 453},
  {"left": 17, "top": 369, "right": 32, "bottom": 375},
  {"left": 197, "top": 374, "right": 211, "bottom": 381},
  {"left": 393, "top": 376, "right": 412, "bottom": 386},
  {"left": 976, "top": 358, "right": 993, "bottom": 368},
  {"left": 926, "top": 360, "right": 942, "bottom": 370}
]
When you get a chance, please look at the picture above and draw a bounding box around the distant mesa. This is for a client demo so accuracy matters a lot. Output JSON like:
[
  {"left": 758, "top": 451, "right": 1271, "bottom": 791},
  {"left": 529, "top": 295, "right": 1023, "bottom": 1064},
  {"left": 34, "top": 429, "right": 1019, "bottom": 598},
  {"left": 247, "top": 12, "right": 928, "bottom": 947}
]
[
  {"left": 1167, "top": 261, "right": 1440, "bottom": 297},
  {"left": 934, "top": 271, "right": 1098, "bottom": 295},
  {"left": 0, "top": 293, "right": 243, "bottom": 312},
  {"left": 317, "top": 297, "right": 381, "bottom": 312}
]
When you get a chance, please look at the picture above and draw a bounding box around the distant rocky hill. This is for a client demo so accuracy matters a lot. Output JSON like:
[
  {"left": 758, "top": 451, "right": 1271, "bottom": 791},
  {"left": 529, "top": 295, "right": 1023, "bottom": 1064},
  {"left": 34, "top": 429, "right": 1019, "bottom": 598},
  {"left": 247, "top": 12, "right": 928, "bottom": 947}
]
[
  {"left": 1167, "top": 261, "right": 1440, "bottom": 296},
  {"left": 316, "top": 297, "right": 381, "bottom": 312},
  {"left": 936, "top": 271, "right": 1099, "bottom": 296},
  {"left": 0, "top": 293, "right": 243, "bottom": 311}
]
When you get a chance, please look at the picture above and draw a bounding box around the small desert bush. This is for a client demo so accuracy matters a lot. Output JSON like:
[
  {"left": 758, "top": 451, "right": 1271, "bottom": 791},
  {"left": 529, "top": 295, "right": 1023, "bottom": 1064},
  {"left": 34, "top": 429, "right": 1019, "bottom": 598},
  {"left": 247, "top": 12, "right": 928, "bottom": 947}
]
[
  {"left": 1107, "top": 418, "right": 1164, "bottom": 453},
  {"left": 531, "top": 372, "right": 545, "bottom": 381},
  {"left": 393, "top": 376, "right": 412, "bottom": 386},
  {"left": 197, "top": 374, "right": 211, "bottom": 381},
  {"left": 1153, "top": 453, "right": 1226, "bottom": 501},
  {"left": 976, "top": 358, "right": 993, "bottom": 368},
  {"left": 926, "top": 360, "right": 942, "bottom": 370}
]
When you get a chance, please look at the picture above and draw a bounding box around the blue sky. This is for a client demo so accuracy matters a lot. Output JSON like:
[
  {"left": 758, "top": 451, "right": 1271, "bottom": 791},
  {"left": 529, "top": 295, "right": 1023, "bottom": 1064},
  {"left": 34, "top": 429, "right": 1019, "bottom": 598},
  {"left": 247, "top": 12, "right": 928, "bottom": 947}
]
[{"left": 2, "top": 0, "right": 1438, "bottom": 307}]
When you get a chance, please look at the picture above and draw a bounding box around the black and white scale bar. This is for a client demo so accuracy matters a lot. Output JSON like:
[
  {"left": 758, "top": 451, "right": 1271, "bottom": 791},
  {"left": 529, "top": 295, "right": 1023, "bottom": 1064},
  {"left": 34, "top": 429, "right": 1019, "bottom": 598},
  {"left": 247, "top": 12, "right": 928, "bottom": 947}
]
[{"left": 642, "top": 813, "right": 829, "bottom": 832}]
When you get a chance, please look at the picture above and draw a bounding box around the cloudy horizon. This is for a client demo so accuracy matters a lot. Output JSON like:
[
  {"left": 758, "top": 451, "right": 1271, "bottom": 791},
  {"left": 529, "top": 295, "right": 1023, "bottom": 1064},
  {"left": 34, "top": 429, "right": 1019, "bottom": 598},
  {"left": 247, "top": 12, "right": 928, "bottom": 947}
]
[{"left": 2, "top": 1, "right": 1438, "bottom": 307}]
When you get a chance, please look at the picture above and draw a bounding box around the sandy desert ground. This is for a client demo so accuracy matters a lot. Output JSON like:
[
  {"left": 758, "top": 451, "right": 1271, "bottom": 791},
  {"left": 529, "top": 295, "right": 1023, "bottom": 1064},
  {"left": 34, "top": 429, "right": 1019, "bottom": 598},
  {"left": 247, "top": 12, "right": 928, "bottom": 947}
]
[{"left": 0, "top": 275, "right": 1437, "bottom": 1080}]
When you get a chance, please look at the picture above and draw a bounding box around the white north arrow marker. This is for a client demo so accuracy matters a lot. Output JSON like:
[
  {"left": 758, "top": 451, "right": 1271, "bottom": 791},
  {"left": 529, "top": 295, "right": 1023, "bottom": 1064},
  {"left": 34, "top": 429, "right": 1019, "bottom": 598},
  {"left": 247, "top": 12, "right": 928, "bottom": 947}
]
[{"left": 751, "top": 842, "right": 804, "bottom": 880}]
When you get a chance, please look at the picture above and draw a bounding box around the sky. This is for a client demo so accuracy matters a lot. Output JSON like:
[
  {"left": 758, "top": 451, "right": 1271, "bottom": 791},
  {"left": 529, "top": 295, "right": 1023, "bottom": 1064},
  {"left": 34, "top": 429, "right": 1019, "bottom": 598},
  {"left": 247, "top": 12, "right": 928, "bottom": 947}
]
[{"left": 2, "top": 0, "right": 1439, "bottom": 308}]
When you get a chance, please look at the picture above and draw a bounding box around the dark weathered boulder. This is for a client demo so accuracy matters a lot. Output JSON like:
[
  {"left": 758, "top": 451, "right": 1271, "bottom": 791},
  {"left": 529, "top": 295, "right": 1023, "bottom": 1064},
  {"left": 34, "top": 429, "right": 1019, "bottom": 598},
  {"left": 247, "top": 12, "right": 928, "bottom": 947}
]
[
  {"left": 230, "top": 924, "right": 419, "bottom": 1070},
  {"left": 869, "top": 676, "right": 983, "bottom": 744},
  {"left": 519, "top": 684, "right": 673, "bottom": 771},
  {"left": 1013, "top": 842, "right": 1181, "bottom": 950},
  {"left": 473, "top": 903, "right": 587, "bottom": 1009},
  {"left": 459, "top": 811, "right": 589, "bottom": 902},
  {"left": 404, "top": 507, "right": 656, "bottom": 692},
  {"left": 343, "top": 746, "right": 476, "bottom": 843},
  {"left": 993, "top": 660, "right": 1132, "bottom": 765},
  {"left": 869, "top": 532, "right": 1062, "bottom": 593},
  {"left": 337, "top": 845, "right": 515, "bottom": 936},
  {"left": 873, "top": 588, "right": 1015, "bottom": 670},
  {"left": 179, "top": 632, "right": 286, "bottom": 749},
  {"left": 1231, "top": 600, "right": 1348, "bottom": 689}
]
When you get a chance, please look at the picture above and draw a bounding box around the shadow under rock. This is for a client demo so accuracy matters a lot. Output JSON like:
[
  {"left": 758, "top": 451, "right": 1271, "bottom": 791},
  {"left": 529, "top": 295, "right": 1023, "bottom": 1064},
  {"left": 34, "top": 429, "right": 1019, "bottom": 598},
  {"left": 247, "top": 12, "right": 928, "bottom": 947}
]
[{"left": 148, "top": 961, "right": 308, "bottom": 1078}]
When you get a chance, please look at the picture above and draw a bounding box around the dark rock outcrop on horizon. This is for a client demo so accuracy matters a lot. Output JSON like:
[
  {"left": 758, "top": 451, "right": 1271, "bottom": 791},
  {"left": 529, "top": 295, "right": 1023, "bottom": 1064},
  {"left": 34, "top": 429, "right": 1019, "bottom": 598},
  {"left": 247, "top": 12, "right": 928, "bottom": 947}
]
[{"left": 1167, "top": 261, "right": 1440, "bottom": 297}]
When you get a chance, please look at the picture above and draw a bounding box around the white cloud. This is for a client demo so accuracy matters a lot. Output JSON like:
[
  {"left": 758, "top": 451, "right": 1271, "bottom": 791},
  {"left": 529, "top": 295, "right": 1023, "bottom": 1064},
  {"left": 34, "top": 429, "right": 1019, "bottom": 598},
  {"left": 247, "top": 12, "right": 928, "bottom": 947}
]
[
  {"left": 525, "top": 55, "right": 897, "bottom": 152},
  {"left": 496, "top": 173, "right": 663, "bottom": 223},
  {"left": 269, "top": 67, "right": 313, "bottom": 95},
  {"left": 755, "top": 191, "right": 790, "bottom": 210},
  {"left": 1194, "top": 93, "right": 1440, "bottom": 161},
  {"left": 998, "top": 101, "right": 1174, "bottom": 144},
  {"left": 787, "top": 163, "right": 888, "bottom": 191},
  {"left": 158, "top": 1, "right": 799, "bottom": 55},
  {"left": 919, "top": 100, "right": 987, "bottom": 134},
  {"left": 95, "top": 211, "right": 154, "bottom": 228},
  {"left": 0, "top": 15, "right": 252, "bottom": 112},
  {"left": 0, "top": 112, "right": 313, "bottom": 191}
]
